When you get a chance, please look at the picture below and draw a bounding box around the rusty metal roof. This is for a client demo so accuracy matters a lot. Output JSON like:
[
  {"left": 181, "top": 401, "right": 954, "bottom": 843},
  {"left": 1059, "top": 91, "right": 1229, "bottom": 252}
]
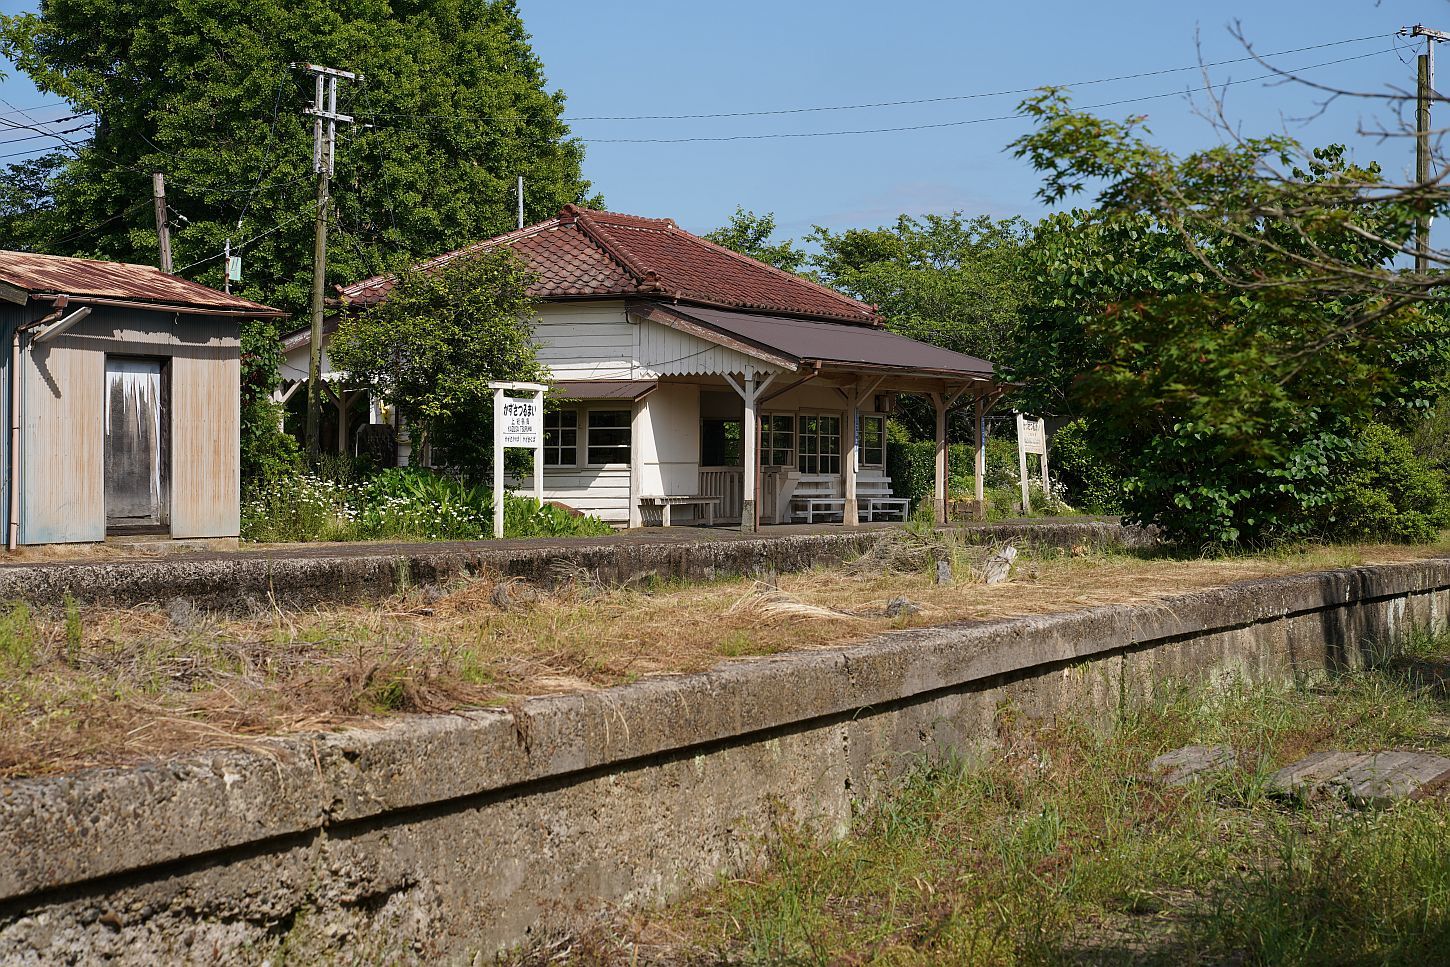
[
  {"left": 650, "top": 302, "right": 995, "bottom": 379},
  {"left": 0, "top": 250, "right": 285, "bottom": 316}
]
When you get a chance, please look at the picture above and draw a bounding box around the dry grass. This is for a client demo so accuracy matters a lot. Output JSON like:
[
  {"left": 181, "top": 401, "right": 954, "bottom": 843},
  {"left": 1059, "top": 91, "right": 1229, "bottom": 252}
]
[{"left": 2, "top": 534, "right": 1447, "bottom": 779}]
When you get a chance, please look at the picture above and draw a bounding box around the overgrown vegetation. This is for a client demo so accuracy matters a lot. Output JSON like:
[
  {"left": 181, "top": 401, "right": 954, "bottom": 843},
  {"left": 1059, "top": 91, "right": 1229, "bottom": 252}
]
[
  {"left": 536, "top": 637, "right": 1450, "bottom": 965},
  {"left": 1005, "top": 94, "right": 1450, "bottom": 548},
  {"left": 241, "top": 465, "right": 610, "bottom": 543},
  {"left": 3, "top": 536, "right": 1446, "bottom": 779}
]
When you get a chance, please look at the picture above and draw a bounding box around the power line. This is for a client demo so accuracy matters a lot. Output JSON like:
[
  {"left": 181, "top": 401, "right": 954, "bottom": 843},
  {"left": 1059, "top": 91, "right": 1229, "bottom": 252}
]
[
  {"left": 0, "top": 123, "right": 93, "bottom": 147},
  {"left": 0, "top": 100, "right": 68, "bottom": 117},
  {"left": 173, "top": 198, "right": 322, "bottom": 274},
  {"left": 362, "top": 49, "right": 1394, "bottom": 145},
  {"left": 18, "top": 199, "right": 154, "bottom": 253},
  {"left": 357, "top": 33, "right": 1392, "bottom": 124}
]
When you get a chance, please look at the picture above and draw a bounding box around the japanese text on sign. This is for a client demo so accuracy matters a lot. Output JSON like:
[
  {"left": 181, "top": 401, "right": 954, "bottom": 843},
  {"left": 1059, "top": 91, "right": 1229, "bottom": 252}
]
[
  {"left": 1019, "top": 417, "right": 1046, "bottom": 455},
  {"left": 499, "top": 397, "right": 541, "bottom": 448}
]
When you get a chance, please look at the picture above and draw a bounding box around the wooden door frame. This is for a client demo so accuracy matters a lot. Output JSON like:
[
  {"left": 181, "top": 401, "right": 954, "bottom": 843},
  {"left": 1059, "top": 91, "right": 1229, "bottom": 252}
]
[{"left": 103, "top": 354, "right": 172, "bottom": 536}]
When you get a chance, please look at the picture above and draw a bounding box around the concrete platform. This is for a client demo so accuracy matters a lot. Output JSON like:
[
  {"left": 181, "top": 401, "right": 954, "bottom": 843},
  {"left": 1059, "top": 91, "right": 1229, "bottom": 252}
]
[{"left": 0, "top": 518, "right": 1147, "bottom": 611}]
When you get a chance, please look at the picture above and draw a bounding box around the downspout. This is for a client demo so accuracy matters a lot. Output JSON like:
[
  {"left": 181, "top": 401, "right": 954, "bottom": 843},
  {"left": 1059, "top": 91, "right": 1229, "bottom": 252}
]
[{"left": 9, "top": 297, "right": 68, "bottom": 551}]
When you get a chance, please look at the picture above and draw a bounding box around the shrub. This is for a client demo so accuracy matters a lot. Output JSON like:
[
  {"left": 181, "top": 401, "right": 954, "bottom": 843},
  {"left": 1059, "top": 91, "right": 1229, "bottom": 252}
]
[
  {"left": 886, "top": 420, "right": 1016, "bottom": 510},
  {"left": 239, "top": 320, "right": 301, "bottom": 485},
  {"left": 240, "top": 467, "right": 611, "bottom": 543},
  {"left": 1049, "top": 419, "right": 1123, "bottom": 513},
  {"left": 1320, "top": 423, "right": 1450, "bottom": 544}
]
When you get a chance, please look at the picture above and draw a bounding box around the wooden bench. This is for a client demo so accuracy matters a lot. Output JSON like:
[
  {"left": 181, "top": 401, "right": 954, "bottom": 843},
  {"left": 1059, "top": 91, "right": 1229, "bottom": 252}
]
[
  {"left": 791, "top": 478, "right": 847, "bottom": 524},
  {"left": 857, "top": 477, "right": 911, "bottom": 522},
  {"left": 639, "top": 495, "right": 719, "bottom": 527}
]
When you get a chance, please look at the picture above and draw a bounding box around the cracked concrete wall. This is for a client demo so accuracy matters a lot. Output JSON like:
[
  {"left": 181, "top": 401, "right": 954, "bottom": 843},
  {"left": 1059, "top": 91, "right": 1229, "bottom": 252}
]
[{"left": 0, "top": 556, "right": 1444, "bottom": 963}]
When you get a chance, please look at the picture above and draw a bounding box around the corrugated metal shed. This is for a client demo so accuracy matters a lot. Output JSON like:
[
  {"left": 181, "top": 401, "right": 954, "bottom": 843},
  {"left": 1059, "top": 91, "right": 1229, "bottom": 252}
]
[{"left": 0, "top": 251, "right": 284, "bottom": 316}]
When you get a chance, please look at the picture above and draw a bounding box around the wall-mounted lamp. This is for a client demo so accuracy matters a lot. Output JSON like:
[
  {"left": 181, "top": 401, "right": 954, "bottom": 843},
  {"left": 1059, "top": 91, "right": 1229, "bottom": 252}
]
[{"left": 31, "top": 306, "right": 93, "bottom": 344}]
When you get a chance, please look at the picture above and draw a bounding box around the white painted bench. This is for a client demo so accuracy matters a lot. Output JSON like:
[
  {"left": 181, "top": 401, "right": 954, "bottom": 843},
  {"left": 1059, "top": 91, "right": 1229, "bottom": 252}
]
[
  {"left": 790, "top": 478, "right": 846, "bottom": 524},
  {"left": 639, "top": 495, "right": 719, "bottom": 527},
  {"left": 857, "top": 477, "right": 911, "bottom": 522}
]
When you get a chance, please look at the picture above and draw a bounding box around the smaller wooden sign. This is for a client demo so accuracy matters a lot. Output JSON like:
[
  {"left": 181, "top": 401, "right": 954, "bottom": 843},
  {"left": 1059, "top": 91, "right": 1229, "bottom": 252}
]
[
  {"left": 1019, "top": 416, "right": 1047, "bottom": 455},
  {"left": 1015, "top": 412, "right": 1051, "bottom": 513}
]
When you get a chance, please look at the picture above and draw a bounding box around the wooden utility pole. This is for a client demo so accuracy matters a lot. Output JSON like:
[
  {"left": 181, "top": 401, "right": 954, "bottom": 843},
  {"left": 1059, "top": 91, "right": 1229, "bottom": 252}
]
[
  {"left": 1405, "top": 25, "right": 1449, "bottom": 272},
  {"left": 151, "top": 172, "right": 172, "bottom": 273},
  {"left": 296, "top": 62, "right": 357, "bottom": 461}
]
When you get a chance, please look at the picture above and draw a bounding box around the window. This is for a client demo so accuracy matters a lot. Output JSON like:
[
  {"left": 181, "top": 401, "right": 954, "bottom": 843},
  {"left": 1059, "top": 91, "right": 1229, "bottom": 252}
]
[
  {"left": 587, "top": 409, "right": 632, "bottom": 464},
  {"left": 798, "top": 414, "right": 841, "bottom": 475},
  {"left": 860, "top": 415, "right": 885, "bottom": 468},
  {"left": 760, "top": 414, "right": 794, "bottom": 467},
  {"left": 544, "top": 409, "right": 578, "bottom": 467}
]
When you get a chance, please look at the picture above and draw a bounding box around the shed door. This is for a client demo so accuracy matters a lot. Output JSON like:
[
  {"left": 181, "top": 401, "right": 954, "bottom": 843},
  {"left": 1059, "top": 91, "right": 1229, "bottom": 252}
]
[{"left": 104, "top": 357, "right": 168, "bottom": 531}]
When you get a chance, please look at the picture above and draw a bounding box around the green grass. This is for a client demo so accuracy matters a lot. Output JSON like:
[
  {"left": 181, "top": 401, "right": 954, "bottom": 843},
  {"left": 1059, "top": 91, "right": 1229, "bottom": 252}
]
[{"left": 541, "top": 638, "right": 1450, "bottom": 965}]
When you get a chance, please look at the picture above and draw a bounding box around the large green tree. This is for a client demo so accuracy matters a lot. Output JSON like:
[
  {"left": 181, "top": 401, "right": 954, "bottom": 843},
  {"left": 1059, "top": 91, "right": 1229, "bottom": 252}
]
[
  {"left": 1007, "top": 91, "right": 1450, "bottom": 546},
  {"left": 325, "top": 247, "right": 543, "bottom": 475},
  {"left": 704, "top": 207, "right": 807, "bottom": 273},
  {"left": 0, "top": 0, "right": 597, "bottom": 310},
  {"left": 808, "top": 213, "right": 1031, "bottom": 368}
]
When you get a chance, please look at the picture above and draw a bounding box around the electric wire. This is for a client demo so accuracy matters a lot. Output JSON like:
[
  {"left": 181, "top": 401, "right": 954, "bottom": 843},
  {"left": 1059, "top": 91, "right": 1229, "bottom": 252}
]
[
  {"left": 357, "top": 33, "right": 1393, "bottom": 124},
  {"left": 355, "top": 50, "right": 1394, "bottom": 145},
  {"left": 173, "top": 198, "right": 321, "bottom": 274},
  {"left": 0, "top": 100, "right": 68, "bottom": 117},
  {"left": 16, "top": 198, "right": 153, "bottom": 253}
]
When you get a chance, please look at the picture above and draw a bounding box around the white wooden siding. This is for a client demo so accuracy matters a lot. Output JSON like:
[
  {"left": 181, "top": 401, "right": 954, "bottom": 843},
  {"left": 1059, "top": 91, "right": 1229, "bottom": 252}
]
[
  {"left": 530, "top": 301, "right": 782, "bottom": 381},
  {"left": 639, "top": 383, "right": 700, "bottom": 496},
  {"left": 513, "top": 466, "right": 631, "bottom": 524},
  {"left": 635, "top": 318, "right": 779, "bottom": 378},
  {"left": 532, "top": 302, "right": 636, "bottom": 379}
]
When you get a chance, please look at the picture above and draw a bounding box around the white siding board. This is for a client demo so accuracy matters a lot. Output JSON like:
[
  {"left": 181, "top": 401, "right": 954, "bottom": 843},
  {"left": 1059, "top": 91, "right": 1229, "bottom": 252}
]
[
  {"left": 636, "top": 318, "right": 781, "bottom": 378},
  {"left": 531, "top": 302, "right": 637, "bottom": 381},
  {"left": 513, "top": 466, "right": 631, "bottom": 525}
]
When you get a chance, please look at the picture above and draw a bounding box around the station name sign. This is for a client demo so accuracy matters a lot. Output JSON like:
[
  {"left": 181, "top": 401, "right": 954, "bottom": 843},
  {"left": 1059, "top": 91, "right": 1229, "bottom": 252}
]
[{"left": 499, "top": 396, "right": 542, "bottom": 448}]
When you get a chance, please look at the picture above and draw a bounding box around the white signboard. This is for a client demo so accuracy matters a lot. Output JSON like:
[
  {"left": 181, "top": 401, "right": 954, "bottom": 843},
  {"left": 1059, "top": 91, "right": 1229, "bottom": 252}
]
[
  {"left": 1015, "top": 412, "right": 1051, "bottom": 513},
  {"left": 490, "top": 381, "right": 548, "bottom": 538},
  {"left": 498, "top": 395, "right": 542, "bottom": 448},
  {"left": 1019, "top": 416, "right": 1047, "bottom": 455}
]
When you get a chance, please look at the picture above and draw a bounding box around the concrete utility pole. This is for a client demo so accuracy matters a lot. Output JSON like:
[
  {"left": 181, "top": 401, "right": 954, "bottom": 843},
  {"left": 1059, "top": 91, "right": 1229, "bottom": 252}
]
[
  {"left": 151, "top": 172, "right": 172, "bottom": 273},
  {"left": 517, "top": 175, "right": 525, "bottom": 230},
  {"left": 1403, "top": 25, "right": 1449, "bottom": 272},
  {"left": 296, "top": 63, "right": 358, "bottom": 462}
]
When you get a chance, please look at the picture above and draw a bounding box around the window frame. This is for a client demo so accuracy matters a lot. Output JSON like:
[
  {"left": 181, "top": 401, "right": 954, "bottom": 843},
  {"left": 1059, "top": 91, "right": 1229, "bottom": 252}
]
[
  {"left": 585, "top": 407, "right": 633, "bottom": 467},
  {"left": 797, "top": 412, "right": 842, "bottom": 476},
  {"left": 542, "top": 407, "right": 579, "bottom": 468},
  {"left": 759, "top": 412, "right": 795, "bottom": 468},
  {"left": 859, "top": 414, "right": 886, "bottom": 469}
]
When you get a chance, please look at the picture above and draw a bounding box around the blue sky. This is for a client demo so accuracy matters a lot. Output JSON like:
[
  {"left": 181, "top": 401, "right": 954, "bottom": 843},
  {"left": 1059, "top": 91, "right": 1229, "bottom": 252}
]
[{"left": 0, "top": 1, "right": 1439, "bottom": 241}]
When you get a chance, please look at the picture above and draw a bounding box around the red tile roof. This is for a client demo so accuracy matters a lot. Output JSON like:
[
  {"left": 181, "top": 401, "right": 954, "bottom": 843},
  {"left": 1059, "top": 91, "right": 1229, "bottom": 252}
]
[
  {"left": 0, "top": 250, "right": 284, "bottom": 316},
  {"left": 338, "top": 205, "right": 880, "bottom": 326}
]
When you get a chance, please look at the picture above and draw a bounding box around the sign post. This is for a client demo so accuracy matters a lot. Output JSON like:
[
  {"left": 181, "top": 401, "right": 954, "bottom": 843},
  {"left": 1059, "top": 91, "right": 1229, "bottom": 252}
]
[
  {"left": 490, "top": 381, "right": 547, "bottom": 539},
  {"left": 1015, "top": 412, "right": 1049, "bottom": 513}
]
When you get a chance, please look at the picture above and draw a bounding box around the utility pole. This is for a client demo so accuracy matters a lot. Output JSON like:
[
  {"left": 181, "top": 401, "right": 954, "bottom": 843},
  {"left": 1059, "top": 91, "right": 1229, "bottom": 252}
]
[
  {"left": 1404, "top": 25, "right": 1450, "bottom": 272},
  {"left": 517, "top": 175, "right": 525, "bottom": 230},
  {"left": 295, "top": 62, "right": 358, "bottom": 462},
  {"left": 151, "top": 172, "right": 172, "bottom": 273}
]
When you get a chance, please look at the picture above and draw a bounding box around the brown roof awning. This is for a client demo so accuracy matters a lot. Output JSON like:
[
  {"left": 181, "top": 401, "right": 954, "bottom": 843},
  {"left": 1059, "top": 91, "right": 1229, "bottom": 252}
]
[
  {"left": 639, "top": 302, "right": 995, "bottom": 380},
  {"left": 551, "top": 379, "right": 657, "bottom": 401}
]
